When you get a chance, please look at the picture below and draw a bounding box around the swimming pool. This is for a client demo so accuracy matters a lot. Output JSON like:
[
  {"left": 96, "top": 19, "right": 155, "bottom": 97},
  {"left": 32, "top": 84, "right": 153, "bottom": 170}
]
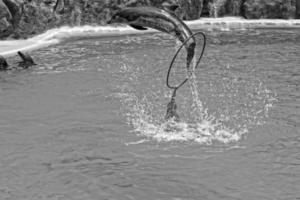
[{"left": 0, "top": 27, "right": 299, "bottom": 199}]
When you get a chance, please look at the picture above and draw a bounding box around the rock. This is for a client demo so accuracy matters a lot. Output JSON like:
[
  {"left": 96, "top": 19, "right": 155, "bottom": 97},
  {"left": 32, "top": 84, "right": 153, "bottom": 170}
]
[
  {"left": 201, "top": 0, "right": 244, "bottom": 17},
  {"left": 201, "top": 0, "right": 296, "bottom": 18},
  {"left": 209, "top": 0, "right": 227, "bottom": 17},
  {"left": 243, "top": 0, "right": 296, "bottom": 19},
  {"left": 53, "top": 0, "right": 82, "bottom": 26},
  {"left": 0, "top": 18, "right": 12, "bottom": 38},
  {"left": 17, "top": 1, "right": 57, "bottom": 37},
  {"left": 122, "top": 0, "right": 203, "bottom": 20},
  {"left": 0, "top": 0, "right": 13, "bottom": 37},
  {"left": 125, "top": 0, "right": 150, "bottom": 7},
  {"left": 0, "top": 0, "right": 12, "bottom": 21},
  {"left": 176, "top": 0, "right": 203, "bottom": 20},
  {"left": 296, "top": 0, "right": 300, "bottom": 18},
  {"left": 2, "top": 0, "right": 23, "bottom": 28},
  {"left": 0, "top": 0, "right": 299, "bottom": 39},
  {"left": 224, "top": 0, "right": 244, "bottom": 16}
]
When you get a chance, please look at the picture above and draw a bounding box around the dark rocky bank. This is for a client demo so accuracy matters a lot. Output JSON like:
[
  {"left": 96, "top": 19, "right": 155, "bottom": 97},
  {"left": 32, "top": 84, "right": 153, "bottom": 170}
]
[{"left": 0, "top": 0, "right": 299, "bottom": 39}]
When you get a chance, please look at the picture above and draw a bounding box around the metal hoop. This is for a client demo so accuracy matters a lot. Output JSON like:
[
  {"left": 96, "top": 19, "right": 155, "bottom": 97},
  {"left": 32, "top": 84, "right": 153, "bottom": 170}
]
[{"left": 166, "top": 31, "right": 206, "bottom": 90}]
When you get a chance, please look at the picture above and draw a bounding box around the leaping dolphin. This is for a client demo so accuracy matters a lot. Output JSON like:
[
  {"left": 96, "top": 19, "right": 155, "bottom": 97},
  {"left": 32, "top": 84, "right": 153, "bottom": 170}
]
[{"left": 108, "top": 6, "right": 196, "bottom": 70}]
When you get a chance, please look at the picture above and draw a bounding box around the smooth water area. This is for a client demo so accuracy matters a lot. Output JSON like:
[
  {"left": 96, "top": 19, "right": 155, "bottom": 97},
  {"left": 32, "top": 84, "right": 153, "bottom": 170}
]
[{"left": 0, "top": 28, "right": 299, "bottom": 199}]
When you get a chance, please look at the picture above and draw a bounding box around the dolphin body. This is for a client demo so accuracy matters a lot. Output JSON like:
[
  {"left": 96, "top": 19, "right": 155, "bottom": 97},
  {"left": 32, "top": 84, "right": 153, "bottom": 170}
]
[{"left": 108, "top": 6, "right": 196, "bottom": 70}]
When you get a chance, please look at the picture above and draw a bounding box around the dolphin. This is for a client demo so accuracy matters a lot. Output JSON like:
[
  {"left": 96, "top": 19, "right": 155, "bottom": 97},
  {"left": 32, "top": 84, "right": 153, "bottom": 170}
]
[
  {"left": 0, "top": 55, "right": 9, "bottom": 70},
  {"left": 17, "top": 51, "right": 36, "bottom": 69},
  {"left": 108, "top": 6, "right": 196, "bottom": 70}
]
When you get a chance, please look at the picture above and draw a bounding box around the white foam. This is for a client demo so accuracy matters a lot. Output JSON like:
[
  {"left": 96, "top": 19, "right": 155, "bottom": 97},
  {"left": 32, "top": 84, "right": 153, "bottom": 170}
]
[
  {"left": 115, "top": 90, "right": 249, "bottom": 145},
  {"left": 188, "top": 17, "right": 300, "bottom": 30},
  {"left": 130, "top": 103, "right": 247, "bottom": 144},
  {"left": 1, "top": 17, "right": 299, "bottom": 57},
  {"left": 0, "top": 25, "right": 157, "bottom": 57},
  {"left": 115, "top": 56, "right": 277, "bottom": 144}
]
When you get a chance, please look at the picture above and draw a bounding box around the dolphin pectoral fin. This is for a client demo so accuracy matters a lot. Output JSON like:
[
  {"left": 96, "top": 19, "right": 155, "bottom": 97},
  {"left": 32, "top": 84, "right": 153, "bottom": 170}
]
[{"left": 129, "top": 24, "right": 148, "bottom": 30}]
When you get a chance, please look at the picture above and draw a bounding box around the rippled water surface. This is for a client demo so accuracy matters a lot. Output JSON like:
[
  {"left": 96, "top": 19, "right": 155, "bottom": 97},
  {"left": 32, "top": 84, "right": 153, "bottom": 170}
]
[{"left": 0, "top": 28, "right": 299, "bottom": 199}]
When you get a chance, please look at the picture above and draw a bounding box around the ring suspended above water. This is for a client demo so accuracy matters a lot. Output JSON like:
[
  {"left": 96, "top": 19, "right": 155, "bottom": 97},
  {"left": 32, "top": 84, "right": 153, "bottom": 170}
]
[{"left": 166, "top": 31, "right": 207, "bottom": 91}]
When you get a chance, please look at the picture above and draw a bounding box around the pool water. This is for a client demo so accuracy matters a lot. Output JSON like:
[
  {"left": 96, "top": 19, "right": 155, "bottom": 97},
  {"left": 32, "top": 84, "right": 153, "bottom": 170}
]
[{"left": 0, "top": 28, "right": 299, "bottom": 199}]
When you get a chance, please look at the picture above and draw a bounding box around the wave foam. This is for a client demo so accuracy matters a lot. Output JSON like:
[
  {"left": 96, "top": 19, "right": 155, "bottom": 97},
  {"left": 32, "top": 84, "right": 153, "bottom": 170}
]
[
  {"left": 133, "top": 117, "right": 247, "bottom": 144},
  {"left": 1, "top": 17, "right": 299, "bottom": 57},
  {"left": 0, "top": 25, "right": 153, "bottom": 57}
]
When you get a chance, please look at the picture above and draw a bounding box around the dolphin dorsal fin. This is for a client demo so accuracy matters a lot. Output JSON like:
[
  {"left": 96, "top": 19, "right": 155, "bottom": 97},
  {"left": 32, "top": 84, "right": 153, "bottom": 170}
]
[
  {"left": 18, "top": 51, "right": 34, "bottom": 64},
  {"left": 17, "top": 51, "right": 26, "bottom": 61},
  {"left": 18, "top": 51, "right": 28, "bottom": 62},
  {"left": 129, "top": 24, "right": 148, "bottom": 30}
]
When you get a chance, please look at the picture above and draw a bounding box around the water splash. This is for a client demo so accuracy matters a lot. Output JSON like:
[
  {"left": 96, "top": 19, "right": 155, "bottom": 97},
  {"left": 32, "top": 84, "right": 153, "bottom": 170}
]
[
  {"left": 113, "top": 56, "right": 277, "bottom": 145},
  {"left": 188, "top": 56, "right": 206, "bottom": 122},
  {"left": 115, "top": 89, "right": 244, "bottom": 145}
]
